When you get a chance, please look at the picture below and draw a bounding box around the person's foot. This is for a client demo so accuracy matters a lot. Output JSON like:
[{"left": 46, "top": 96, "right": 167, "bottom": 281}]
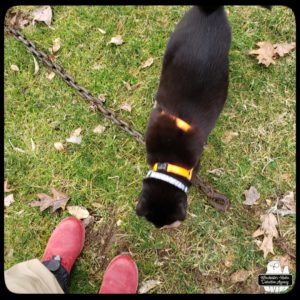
[
  {"left": 99, "top": 255, "right": 138, "bottom": 294},
  {"left": 42, "top": 217, "right": 85, "bottom": 292}
]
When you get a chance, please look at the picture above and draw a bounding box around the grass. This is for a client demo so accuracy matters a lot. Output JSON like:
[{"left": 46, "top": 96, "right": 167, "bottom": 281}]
[{"left": 4, "top": 6, "right": 295, "bottom": 294}]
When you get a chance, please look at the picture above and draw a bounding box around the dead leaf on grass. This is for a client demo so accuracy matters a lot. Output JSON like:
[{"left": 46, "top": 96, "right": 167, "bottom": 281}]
[
  {"left": 66, "top": 136, "right": 82, "bottom": 144},
  {"left": 67, "top": 206, "right": 89, "bottom": 219},
  {"left": 6, "top": 9, "right": 31, "bottom": 29},
  {"left": 273, "top": 42, "right": 296, "bottom": 57},
  {"left": 265, "top": 199, "right": 272, "bottom": 206},
  {"left": 249, "top": 41, "right": 295, "bottom": 67},
  {"left": 249, "top": 41, "right": 276, "bottom": 67},
  {"left": 243, "top": 186, "right": 260, "bottom": 206},
  {"left": 4, "top": 194, "right": 15, "bottom": 207},
  {"left": 93, "top": 125, "right": 106, "bottom": 134},
  {"left": 4, "top": 181, "right": 14, "bottom": 193},
  {"left": 54, "top": 142, "right": 65, "bottom": 151},
  {"left": 252, "top": 213, "right": 278, "bottom": 258},
  {"left": 66, "top": 128, "right": 82, "bottom": 144},
  {"left": 97, "top": 94, "right": 106, "bottom": 102},
  {"left": 32, "top": 6, "right": 52, "bottom": 27},
  {"left": 230, "top": 268, "right": 251, "bottom": 283},
  {"left": 32, "top": 56, "right": 39, "bottom": 75},
  {"left": 141, "top": 57, "right": 154, "bottom": 69},
  {"left": 52, "top": 38, "right": 61, "bottom": 53},
  {"left": 31, "top": 188, "right": 70, "bottom": 212},
  {"left": 120, "top": 102, "right": 132, "bottom": 112},
  {"left": 221, "top": 131, "right": 238, "bottom": 143},
  {"left": 108, "top": 35, "right": 123, "bottom": 45},
  {"left": 97, "top": 28, "right": 106, "bottom": 34},
  {"left": 11, "top": 64, "right": 19, "bottom": 72},
  {"left": 138, "top": 280, "right": 161, "bottom": 294},
  {"left": 47, "top": 72, "right": 55, "bottom": 80},
  {"left": 279, "top": 191, "right": 295, "bottom": 211}
]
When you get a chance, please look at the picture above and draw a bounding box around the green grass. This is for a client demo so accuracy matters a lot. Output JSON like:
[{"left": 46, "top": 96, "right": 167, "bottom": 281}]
[{"left": 4, "top": 6, "right": 295, "bottom": 294}]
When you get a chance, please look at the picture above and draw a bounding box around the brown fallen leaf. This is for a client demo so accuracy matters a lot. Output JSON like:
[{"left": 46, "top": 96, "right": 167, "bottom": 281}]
[
  {"left": 51, "top": 188, "right": 70, "bottom": 211},
  {"left": 141, "top": 57, "right": 154, "bottom": 69},
  {"left": 54, "top": 142, "right": 65, "bottom": 151},
  {"left": 279, "top": 191, "right": 295, "bottom": 211},
  {"left": 252, "top": 213, "right": 278, "bottom": 258},
  {"left": 97, "top": 28, "right": 106, "bottom": 34},
  {"left": 72, "top": 128, "right": 82, "bottom": 137},
  {"left": 249, "top": 41, "right": 276, "bottom": 67},
  {"left": 31, "top": 188, "right": 70, "bottom": 212},
  {"left": 5, "top": 9, "right": 31, "bottom": 29},
  {"left": 4, "top": 181, "right": 14, "bottom": 193},
  {"left": 11, "top": 64, "right": 19, "bottom": 72},
  {"left": 32, "top": 56, "right": 39, "bottom": 75},
  {"left": 66, "top": 136, "right": 82, "bottom": 144},
  {"left": 93, "top": 125, "right": 106, "bottom": 134},
  {"left": 47, "top": 72, "right": 55, "bottom": 80},
  {"left": 4, "top": 194, "right": 15, "bottom": 207},
  {"left": 66, "top": 128, "right": 82, "bottom": 144},
  {"left": 138, "top": 280, "right": 161, "bottom": 294},
  {"left": 265, "top": 199, "right": 272, "bottom": 206},
  {"left": 109, "top": 35, "right": 123, "bottom": 45},
  {"left": 243, "top": 186, "right": 260, "bottom": 205},
  {"left": 273, "top": 42, "right": 296, "bottom": 57},
  {"left": 67, "top": 206, "right": 89, "bottom": 219},
  {"left": 32, "top": 6, "right": 52, "bottom": 27},
  {"left": 31, "top": 192, "right": 54, "bottom": 211},
  {"left": 230, "top": 268, "right": 251, "bottom": 283},
  {"left": 221, "top": 131, "right": 238, "bottom": 143},
  {"left": 97, "top": 94, "right": 106, "bottom": 102},
  {"left": 120, "top": 102, "right": 132, "bottom": 112},
  {"left": 52, "top": 38, "right": 61, "bottom": 53}
]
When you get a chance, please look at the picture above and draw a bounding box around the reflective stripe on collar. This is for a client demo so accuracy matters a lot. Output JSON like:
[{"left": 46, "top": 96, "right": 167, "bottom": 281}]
[{"left": 145, "top": 170, "right": 188, "bottom": 193}]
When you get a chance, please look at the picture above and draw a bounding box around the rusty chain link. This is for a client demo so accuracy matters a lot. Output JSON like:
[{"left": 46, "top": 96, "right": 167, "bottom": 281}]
[{"left": 5, "top": 25, "right": 230, "bottom": 211}]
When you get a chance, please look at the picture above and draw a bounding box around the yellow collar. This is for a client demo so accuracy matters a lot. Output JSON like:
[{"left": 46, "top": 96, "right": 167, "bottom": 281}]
[
  {"left": 160, "top": 111, "right": 192, "bottom": 132},
  {"left": 152, "top": 162, "right": 193, "bottom": 181}
]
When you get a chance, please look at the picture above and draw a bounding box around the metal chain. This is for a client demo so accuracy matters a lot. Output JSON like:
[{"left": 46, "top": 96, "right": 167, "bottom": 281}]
[
  {"left": 4, "top": 25, "right": 145, "bottom": 145},
  {"left": 5, "top": 25, "right": 230, "bottom": 211}
]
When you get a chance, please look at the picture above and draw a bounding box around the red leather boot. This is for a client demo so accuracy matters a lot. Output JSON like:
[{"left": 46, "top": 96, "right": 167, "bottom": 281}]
[
  {"left": 42, "top": 217, "right": 85, "bottom": 293},
  {"left": 99, "top": 255, "right": 138, "bottom": 294}
]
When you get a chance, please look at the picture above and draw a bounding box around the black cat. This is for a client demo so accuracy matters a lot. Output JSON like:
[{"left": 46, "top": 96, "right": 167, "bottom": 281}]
[{"left": 136, "top": 6, "right": 231, "bottom": 227}]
